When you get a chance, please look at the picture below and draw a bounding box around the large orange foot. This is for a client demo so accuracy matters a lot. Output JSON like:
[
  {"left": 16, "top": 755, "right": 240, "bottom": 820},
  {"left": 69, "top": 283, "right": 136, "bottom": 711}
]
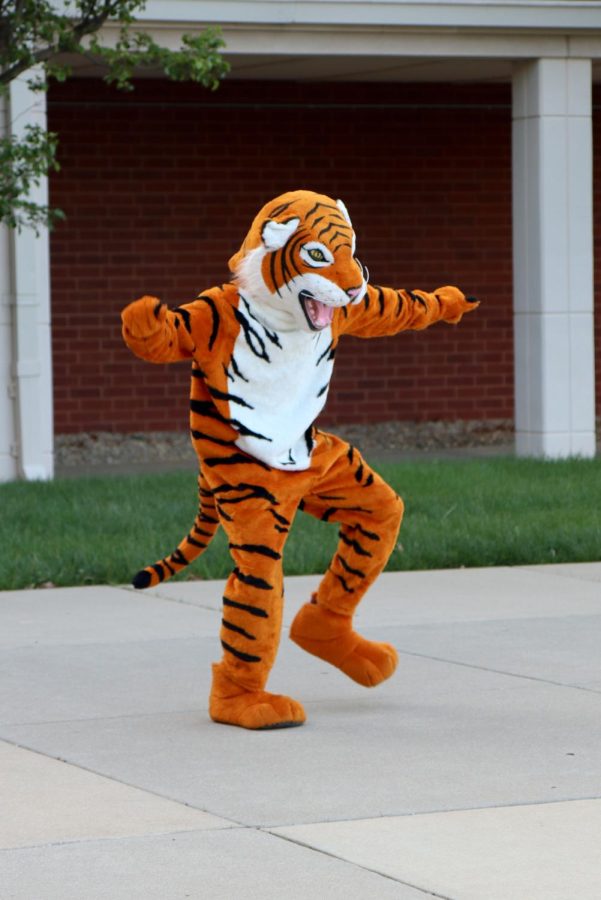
[
  {"left": 209, "top": 664, "right": 306, "bottom": 730},
  {"left": 290, "top": 602, "right": 398, "bottom": 688}
]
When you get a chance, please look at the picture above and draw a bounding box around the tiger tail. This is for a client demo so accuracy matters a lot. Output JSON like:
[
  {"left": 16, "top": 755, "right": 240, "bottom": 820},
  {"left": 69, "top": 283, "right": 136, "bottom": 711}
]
[{"left": 132, "top": 470, "right": 219, "bottom": 588}]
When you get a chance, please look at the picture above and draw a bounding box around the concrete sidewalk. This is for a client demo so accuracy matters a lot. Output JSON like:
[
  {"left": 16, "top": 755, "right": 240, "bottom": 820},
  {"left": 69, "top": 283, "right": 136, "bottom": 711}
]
[{"left": 2, "top": 563, "right": 601, "bottom": 899}]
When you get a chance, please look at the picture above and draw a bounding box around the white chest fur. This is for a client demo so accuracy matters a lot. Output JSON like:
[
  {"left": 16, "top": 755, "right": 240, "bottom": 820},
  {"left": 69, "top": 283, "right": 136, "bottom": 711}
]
[{"left": 225, "top": 295, "right": 335, "bottom": 470}]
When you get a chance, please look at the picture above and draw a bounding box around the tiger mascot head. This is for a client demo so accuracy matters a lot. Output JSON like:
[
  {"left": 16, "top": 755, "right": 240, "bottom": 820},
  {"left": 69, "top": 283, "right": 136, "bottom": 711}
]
[{"left": 228, "top": 189, "right": 368, "bottom": 332}]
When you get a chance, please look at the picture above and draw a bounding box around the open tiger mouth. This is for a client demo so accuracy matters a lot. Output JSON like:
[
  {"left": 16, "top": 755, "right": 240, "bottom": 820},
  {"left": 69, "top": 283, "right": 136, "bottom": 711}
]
[{"left": 298, "top": 290, "right": 335, "bottom": 331}]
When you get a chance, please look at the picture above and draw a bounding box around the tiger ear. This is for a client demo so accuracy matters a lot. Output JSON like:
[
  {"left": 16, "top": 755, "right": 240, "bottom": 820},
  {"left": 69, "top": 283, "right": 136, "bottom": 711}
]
[{"left": 261, "top": 217, "right": 300, "bottom": 251}]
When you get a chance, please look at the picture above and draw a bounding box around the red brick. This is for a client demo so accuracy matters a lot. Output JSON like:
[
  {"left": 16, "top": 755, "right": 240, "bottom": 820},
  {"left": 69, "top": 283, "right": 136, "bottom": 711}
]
[{"left": 46, "top": 78, "right": 600, "bottom": 433}]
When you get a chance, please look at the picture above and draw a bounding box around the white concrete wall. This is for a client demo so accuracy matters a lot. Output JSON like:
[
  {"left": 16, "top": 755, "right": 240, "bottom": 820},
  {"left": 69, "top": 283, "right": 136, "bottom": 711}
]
[{"left": 512, "top": 59, "right": 596, "bottom": 457}]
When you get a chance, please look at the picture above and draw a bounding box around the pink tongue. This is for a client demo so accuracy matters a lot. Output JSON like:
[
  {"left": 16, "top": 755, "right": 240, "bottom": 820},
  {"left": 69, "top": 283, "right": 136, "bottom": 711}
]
[{"left": 309, "top": 299, "right": 334, "bottom": 327}]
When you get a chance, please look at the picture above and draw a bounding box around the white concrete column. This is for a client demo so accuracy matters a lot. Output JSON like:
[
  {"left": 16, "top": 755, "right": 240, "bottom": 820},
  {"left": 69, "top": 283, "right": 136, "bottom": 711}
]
[
  {"left": 0, "top": 92, "right": 18, "bottom": 480},
  {"left": 1, "top": 73, "right": 54, "bottom": 481},
  {"left": 512, "top": 58, "right": 596, "bottom": 458}
]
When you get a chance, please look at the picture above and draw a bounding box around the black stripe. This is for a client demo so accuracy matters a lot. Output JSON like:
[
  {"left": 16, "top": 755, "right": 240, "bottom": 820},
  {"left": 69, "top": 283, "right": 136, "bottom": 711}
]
[
  {"left": 268, "top": 200, "right": 293, "bottom": 217},
  {"left": 285, "top": 232, "right": 307, "bottom": 280},
  {"left": 233, "top": 567, "right": 273, "bottom": 590},
  {"left": 196, "top": 294, "right": 220, "bottom": 350},
  {"left": 174, "top": 307, "right": 192, "bottom": 332},
  {"left": 355, "top": 462, "right": 364, "bottom": 483},
  {"left": 194, "top": 525, "right": 215, "bottom": 538},
  {"left": 395, "top": 291, "right": 404, "bottom": 316},
  {"left": 221, "top": 639, "right": 261, "bottom": 663},
  {"left": 334, "top": 573, "right": 355, "bottom": 593},
  {"left": 223, "top": 596, "right": 268, "bottom": 618},
  {"left": 171, "top": 548, "right": 189, "bottom": 567},
  {"left": 215, "top": 502, "right": 233, "bottom": 522},
  {"left": 337, "top": 554, "right": 366, "bottom": 579},
  {"left": 199, "top": 512, "right": 220, "bottom": 525},
  {"left": 363, "top": 473, "right": 374, "bottom": 488},
  {"left": 163, "top": 557, "right": 176, "bottom": 576},
  {"left": 274, "top": 525, "right": 288, "bottom": 533},
  {"left": 328, "top": 229, "right": 349, "bottom": 245},
  {"left": 151, "top": 563, "right": 165, "bottom": 581},
  {"left": 222, "top": 618, "right": 256, "bottom": 641},
  {"left": 306, "top": 200, "right": 340, "bottom": 219},
  {"left": 186, "top": 536, "right": 208, "bottom": 549},
  {"left": 230, "top": 355, "right": 249, "bottom": 382},
  {"left": 355, "top": 523, "right": 380, "bottom": 541},
  {"left": 191, "top": 395, "right": 225, "bottom": 418},
  {"left": 207, "top": 384, "right": 255, "bottom": 409},
  {"left": 213, "top": 482, "right": 278, "bottom": 505},
  {"left": 409, "top": 290, "right": 427, "bottom": 310},
  {"left": 229, "top": 543, "right": 282, "bottom": 560},
  {"left": 233, "top": 307, "right": 270, "bottom": 361},
  {"left": 190, "top": 398, "right": 271, "bottom": 442},
  {"left": 376, "top": 287, "right": 385, "bottom": 315},
  {"left": 318, "top": 220, "right": 349, "bottom": 239},
  {"left": 317, "top": 384, "right": 328, "bottom": 398},
  {"left": 204, "top": 453, "right": 272, "bottom": 471},
  {"left": 269, "top": 248, "right": 282, "bottom": 297},
  {"left": 323, "top": 504, "right": 371, "bottom": 522},
  {"left": 339, "top": 531, "right": 372, "bottom": 557},
  {"left": 239, "top": 297, "right": 283, "bottom": 348},
  {"left": 304, "top": 426, "right": 314, "bottom": 455},
  {"left": 268, "top": 508, "right": 290, "bottom": 525},
  {"left": 316, "top": 340, "right": 334, "bottom": 366},
  {"left": 191, "top": 429, "right": 236, "bottom": 447}
]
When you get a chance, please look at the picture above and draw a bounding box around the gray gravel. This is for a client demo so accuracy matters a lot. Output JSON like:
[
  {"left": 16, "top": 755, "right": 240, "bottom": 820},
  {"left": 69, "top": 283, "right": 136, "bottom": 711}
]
[{"left": 55, "top": 419, "right": 515, "bottom": 472}]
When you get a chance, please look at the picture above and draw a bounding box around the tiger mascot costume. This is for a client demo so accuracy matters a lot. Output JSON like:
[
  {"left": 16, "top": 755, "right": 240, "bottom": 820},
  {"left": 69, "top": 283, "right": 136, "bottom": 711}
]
[{"left": 121, "top": 189, "right": 479, "bottom": 730}]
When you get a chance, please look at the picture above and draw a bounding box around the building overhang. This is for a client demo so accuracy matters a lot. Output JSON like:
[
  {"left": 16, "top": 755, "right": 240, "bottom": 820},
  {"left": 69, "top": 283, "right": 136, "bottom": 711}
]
[{"left": 63, "top": 0, "right": 601, "bottom": 84}]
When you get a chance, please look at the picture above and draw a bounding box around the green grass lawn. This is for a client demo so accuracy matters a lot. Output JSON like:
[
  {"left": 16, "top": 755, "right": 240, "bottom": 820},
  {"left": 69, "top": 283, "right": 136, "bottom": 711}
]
[{"left": 1, "top": 456, "right": 600, "bottom": 590}]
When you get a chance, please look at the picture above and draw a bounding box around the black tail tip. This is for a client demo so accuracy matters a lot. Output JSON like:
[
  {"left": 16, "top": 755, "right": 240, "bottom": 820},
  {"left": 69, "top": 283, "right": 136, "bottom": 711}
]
[{"left": 132, "top": 569, "right": 152, "bottom": 589}]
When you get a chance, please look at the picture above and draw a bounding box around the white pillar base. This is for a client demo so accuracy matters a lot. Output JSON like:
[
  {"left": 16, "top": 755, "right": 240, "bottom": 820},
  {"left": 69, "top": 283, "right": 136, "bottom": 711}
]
[{"left": 512, "top": 59, "right": 596, "bottom": 459}]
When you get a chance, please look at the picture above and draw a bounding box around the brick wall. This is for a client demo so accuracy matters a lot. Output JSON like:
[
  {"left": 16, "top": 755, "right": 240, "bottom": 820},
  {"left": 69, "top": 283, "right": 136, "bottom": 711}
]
[{"left": 47, "top": 77, "right": 554, "bottom": 433}]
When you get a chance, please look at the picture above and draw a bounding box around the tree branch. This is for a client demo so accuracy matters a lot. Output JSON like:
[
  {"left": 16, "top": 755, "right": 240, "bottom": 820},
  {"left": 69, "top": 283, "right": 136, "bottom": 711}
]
[{"left": 0, "top": 0, "right": 118, "bottom": 87}]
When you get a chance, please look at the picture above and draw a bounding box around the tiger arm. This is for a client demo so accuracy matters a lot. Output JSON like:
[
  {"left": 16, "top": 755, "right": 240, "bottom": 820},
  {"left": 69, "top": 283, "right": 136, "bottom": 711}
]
[
  {"left": 338, "top": 284, "right": 479, "bottom": 338},
  {"left": 121, "top": 295, "right": 197, "bottom": 363}
]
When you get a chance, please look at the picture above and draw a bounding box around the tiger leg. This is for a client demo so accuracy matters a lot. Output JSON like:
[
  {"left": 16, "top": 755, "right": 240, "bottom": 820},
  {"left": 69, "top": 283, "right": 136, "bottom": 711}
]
[
  {"left": 204, "top": 474, "right": 305, "bottom": 730},
  {"left": 290, "top": 434, "right": 404, "bottom": 687}
]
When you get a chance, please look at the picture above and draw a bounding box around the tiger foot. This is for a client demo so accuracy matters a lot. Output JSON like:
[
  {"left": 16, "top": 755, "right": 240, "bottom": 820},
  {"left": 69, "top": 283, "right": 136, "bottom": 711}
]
[
  {"left": 290, "top": 602, "right": 398, "bottom": 688},
  {"left": 209, "top": 664, "right": 306, "bottom": 730}
]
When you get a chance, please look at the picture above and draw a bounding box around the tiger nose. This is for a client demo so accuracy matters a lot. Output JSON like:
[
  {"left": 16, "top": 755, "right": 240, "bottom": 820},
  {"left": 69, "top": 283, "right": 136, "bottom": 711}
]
[{"left": 346, "top": 286, "right": 363, "bottom": 300}]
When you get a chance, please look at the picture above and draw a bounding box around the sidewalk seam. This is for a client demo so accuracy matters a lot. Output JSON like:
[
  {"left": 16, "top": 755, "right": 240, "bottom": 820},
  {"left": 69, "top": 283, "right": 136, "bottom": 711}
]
[
  {"left": 0, "top": 736, "right": 245, "bottom": 830},
  {"left": 264, "top": 829, "right": 454, "bottom": 899},
  {"left": 394, "top": 647, "right": 601, "bottom": 695}
]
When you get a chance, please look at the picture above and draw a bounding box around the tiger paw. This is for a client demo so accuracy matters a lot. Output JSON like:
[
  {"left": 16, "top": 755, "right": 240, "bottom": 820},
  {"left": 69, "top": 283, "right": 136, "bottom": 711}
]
[
  {"left": 209, "top": 664, "right": 305, "bottom": 730},
  {"left": 121, "top": 295, "right": 166, "bottom": 340},
  {"left": 290, "top": 601, "right": 398, "bottom": 688}
]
